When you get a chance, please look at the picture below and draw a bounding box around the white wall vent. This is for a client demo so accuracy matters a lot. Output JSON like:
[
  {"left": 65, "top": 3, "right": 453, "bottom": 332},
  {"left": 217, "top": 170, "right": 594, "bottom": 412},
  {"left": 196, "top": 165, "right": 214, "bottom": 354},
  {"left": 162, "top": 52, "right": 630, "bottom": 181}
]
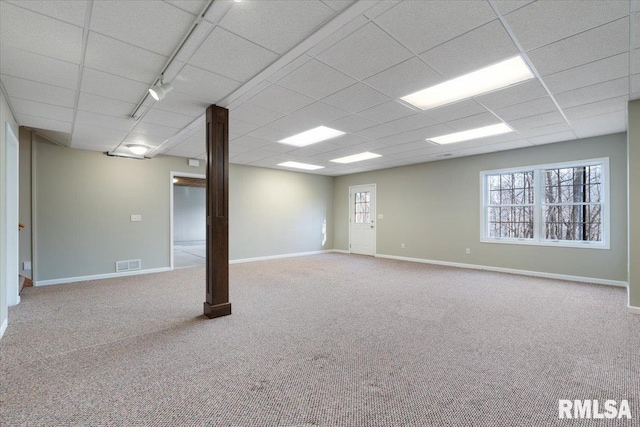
[{"left": 115, "top": 259, "right": 142, "bottom": 272}]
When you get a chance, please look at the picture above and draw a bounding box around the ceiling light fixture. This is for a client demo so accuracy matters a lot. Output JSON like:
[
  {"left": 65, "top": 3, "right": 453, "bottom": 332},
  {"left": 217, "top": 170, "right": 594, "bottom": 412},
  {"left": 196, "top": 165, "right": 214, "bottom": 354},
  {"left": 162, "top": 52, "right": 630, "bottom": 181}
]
[
  {"left": 149, "top": 74, "right": 173, "bottom": 101},
  {"left": 428, "top": 123, "right": 513, "bottom": 145},
  {"left": 278, "top": 161, "right": 324, "bottom": 170},
  {"left": 400, "top": 56, "right": 534, "bottom": 110},
  {"left": 126, "top": 144, "right": 150, "bottom": 155},
  {"left": 278, "top": 126, "right": 345, "bottom": 147},
  {"left": 330, "top": 152, "right": 382, "bottom": 164}
]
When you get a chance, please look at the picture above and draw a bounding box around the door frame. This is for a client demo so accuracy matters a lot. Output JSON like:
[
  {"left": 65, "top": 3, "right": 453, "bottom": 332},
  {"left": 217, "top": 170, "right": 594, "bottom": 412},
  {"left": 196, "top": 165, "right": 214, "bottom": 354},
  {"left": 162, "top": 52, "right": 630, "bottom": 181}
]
[
  {"left": 348, "top": 183, "right": 377, "bottom": 256},
  {"left": 4, "top": 123, "right": 19, "bottom": 306},
  {"left": 169, "top": 171, "right": 206, "bottom": 270}
]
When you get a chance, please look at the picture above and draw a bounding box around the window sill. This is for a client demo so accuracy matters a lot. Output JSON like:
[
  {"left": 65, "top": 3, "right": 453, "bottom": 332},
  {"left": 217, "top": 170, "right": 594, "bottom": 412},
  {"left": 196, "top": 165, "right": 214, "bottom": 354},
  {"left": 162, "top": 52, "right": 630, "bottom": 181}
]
[{"left": 480, "top": 238, "right": 610, "bottom": 250}]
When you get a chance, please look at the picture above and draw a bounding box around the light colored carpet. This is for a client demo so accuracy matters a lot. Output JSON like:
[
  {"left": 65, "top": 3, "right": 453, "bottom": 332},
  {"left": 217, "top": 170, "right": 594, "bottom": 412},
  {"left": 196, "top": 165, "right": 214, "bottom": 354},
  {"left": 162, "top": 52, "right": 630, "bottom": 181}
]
[{"left": 1, "top": 253, "right": 638, "bottom": 426}]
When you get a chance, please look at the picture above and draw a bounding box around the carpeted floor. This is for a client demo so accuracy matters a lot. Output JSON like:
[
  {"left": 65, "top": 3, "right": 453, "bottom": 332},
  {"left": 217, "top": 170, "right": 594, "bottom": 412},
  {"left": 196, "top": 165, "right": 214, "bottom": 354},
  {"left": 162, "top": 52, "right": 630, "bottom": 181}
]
[{"left": 1, "top": 253, "right": 638, "bottom": 426}]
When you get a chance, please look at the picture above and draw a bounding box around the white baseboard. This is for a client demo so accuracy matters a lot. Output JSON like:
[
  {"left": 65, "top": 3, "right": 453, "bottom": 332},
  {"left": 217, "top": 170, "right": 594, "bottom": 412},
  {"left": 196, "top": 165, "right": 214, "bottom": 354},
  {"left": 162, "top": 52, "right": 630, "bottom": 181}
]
[
  {"left": 230, "top": 250, "right": 336, "bottom": 264},
  {"left": 0, "top": 317, "right": 7, "bottom": 339},
  {"left": 628, "top": 305, "right": 640, "bottom": 315},
  {"left": 35, "top": 267, "right": 172, "bottom": 287},
  {"left": 375, "top": 254, "right": 628, "bottom": 288},
  {"left": 331, "top": 249, "right": 350, "bottom": 254}
]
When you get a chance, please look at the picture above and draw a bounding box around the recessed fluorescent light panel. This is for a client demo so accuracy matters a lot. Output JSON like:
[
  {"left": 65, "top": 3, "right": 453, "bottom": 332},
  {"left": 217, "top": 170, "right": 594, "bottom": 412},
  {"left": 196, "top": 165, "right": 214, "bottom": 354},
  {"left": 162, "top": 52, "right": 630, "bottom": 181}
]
[
  {"left": 278, "top": 161, "right": 324, "bottom": 170},
  {"left": 400, "top": 56, "right": 534, "bottom": 110},
  {"left": 278, "top": 126, "right": 345, "bottom": 147},
  {"left": 330, "top": 152, "right": 382, "bottom": 164},
  {"left": 428, "top": 123, "right": 513, "bottom": 145}
]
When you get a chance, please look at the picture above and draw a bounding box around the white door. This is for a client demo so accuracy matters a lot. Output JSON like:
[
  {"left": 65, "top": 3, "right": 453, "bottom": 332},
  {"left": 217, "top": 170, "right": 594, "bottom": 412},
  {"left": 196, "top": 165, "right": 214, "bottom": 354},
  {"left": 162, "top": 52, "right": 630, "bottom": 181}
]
[
  {"left": 349, "top": 184, "right": 376, "bottom": 256},
  {"left": 5, "top": 124, "right": 19, "bottom": 306}
]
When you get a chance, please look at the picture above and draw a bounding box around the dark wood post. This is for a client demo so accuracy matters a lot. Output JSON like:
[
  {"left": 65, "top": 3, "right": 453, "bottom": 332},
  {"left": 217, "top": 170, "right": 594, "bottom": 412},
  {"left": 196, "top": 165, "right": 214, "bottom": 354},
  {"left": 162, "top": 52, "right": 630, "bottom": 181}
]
[{"left": 204, "top": 105, "right": 231, "bottom": 318}]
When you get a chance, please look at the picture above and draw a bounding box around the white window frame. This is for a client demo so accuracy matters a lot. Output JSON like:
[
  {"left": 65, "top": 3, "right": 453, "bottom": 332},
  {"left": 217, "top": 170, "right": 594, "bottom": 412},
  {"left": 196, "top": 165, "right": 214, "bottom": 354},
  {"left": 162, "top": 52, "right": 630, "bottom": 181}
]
[{"left": 480, "top": 158, "right": 610, "bottom": 249}]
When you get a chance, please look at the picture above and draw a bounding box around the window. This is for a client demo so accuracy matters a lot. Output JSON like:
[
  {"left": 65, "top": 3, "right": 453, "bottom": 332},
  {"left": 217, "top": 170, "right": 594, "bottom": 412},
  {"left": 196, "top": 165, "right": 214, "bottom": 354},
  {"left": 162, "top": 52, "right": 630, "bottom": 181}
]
[
  {"left": 354, "top": 191, "right": 371, "bottom": 224},
  {"left": 481, "top": 158, "right": 609, "bottom": 248}
]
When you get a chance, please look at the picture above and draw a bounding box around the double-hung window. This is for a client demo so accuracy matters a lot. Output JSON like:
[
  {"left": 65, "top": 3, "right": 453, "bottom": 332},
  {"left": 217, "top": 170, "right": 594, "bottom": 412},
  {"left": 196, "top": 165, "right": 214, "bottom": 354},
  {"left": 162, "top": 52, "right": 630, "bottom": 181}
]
[{"left": 481, "top": 158, "right": 609, "bottom": 248}]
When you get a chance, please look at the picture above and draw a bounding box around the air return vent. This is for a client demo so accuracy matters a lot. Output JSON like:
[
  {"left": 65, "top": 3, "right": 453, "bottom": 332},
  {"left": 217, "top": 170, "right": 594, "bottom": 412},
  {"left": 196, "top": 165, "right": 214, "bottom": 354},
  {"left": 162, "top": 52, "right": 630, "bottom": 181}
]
[{"left": 115, "top": 259, "right": 142, "bottom": 272}]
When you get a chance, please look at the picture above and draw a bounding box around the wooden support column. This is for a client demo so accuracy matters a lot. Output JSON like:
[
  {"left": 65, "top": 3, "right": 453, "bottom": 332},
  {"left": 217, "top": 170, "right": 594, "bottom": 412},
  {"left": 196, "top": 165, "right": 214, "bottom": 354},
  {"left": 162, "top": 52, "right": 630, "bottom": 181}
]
[{"left": 204, "top": 105, "right": 231, "bottom": 319}]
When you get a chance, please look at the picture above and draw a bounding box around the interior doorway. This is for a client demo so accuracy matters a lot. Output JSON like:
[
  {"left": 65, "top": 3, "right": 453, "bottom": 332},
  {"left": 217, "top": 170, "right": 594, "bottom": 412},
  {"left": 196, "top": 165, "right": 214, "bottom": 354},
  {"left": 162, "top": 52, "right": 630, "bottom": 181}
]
[
  {"left": 170, "top": 172, "right": 206, "bottom": 269},
  {"left": 349, "top": 184, "right": 376, "bottom": 256}
]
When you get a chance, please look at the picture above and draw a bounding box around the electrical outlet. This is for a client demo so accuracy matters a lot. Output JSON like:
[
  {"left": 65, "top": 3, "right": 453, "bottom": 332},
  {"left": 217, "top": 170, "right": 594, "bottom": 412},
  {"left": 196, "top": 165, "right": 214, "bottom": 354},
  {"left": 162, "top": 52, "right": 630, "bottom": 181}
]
[
  {"left": 465, "top": 248, "right": 471, "bottom": 255},
  {"left": 130, "top": 214, "right": 142, "bottom": 222},
  {"left": 401, "top": 243, "right": 405, "bottom": 248}
]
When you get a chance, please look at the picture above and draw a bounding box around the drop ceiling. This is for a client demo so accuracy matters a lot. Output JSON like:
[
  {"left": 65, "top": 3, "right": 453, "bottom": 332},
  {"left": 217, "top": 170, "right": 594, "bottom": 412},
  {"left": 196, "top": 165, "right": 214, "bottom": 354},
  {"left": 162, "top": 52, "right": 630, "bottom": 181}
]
[{"left": 0, "top": 0, "right": 638, "bottom": 176}]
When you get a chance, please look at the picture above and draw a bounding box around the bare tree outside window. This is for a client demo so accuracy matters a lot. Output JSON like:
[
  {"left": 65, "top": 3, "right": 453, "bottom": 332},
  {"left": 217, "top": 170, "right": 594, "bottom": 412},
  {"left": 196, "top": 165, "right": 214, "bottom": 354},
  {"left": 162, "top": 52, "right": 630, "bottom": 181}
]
[
  {"left": 486, "top": 171, "right": 534, "bottom": 239},
  {"left": 354, "top": 191, "right": 371, "bottom": 224},
  {"left": 543, "top": 166, "right": 602, "bottom": 242}
]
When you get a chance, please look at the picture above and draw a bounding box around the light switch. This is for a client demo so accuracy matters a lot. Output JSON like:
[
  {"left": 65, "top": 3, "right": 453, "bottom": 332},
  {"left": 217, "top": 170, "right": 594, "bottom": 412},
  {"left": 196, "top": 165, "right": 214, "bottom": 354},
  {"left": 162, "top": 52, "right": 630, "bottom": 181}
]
[
  {"left": 131, "top": 214, "right": 142, "bottom": 222},
  {"left": 378, "top": 214, "right": 384, "bottom": 219}
]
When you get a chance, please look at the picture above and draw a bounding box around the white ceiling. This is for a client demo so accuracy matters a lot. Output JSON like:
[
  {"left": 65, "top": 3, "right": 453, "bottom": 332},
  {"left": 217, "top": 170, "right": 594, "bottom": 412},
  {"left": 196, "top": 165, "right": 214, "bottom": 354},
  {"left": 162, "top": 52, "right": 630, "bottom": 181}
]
[{"left": 0, "top": 0, "right": 638, "bottom": 176}]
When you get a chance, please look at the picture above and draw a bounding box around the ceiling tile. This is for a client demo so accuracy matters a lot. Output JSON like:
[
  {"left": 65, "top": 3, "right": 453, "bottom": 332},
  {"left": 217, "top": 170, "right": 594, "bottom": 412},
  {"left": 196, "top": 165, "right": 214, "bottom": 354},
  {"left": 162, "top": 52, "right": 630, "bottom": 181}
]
[
  {"left": 492, "top": 0, "right": 534, "bottom": 16},
  {"left": 230, "top": 148, "right": 280, "bottom": 164},
  {"left": 454, "top": 139, "right": 532, "bottom": 157},
  {"left": 420, "top": 20, "right": 519, "bottom": 78},
  {"left": 71, "top": 137, "right": 120, "bottom": 152},
  {"left": 9, "top": 98, "right": 74, "bottom": 122},
  {"left": 77, "top": 92, "right": 136, "bottom": 118},
  {"left": 229, "top": 143, "right": 255, "bottom": 156},
  {"left": 320, "top": 1, "right": 356, "bottom": 12},
  {"left": 364, "top": 57, "right": 442, "bottom": 99},
  {"left": 229, "top": 118, "right": 260, "bottom": 138},
  {"left": 81, "top": 67, "right": 149, "bottom": 103},
  {"left": 231, "top": 103, "right": 284, "bottom": 127},
  {"left": 75, "top": 110, "right": 136, "bottom": 132},
  {"left": 355, "top": 124, "right": 400, "bottom": 140},
  {"left": 219, "top": 0, "right": 334, "bottom": 54},
  {"left": 173, "top": 65, "right": 242, "bottom": 103},
  {"left": 266, "top": 54, "right": 311, "bottom": 84},
  {"left": 635, "top": 11, "right": 640, "bottom": 48},
  {"left": 247, "top": 84, "right": 315, "bottom": 115},
  {"left": 518, "top": 122, "right": 571, "bottom": 138},
  {"left": 542, "top": 53, "right": 629, "bottom": 94},
  {"left": 327, "top": 114, "right": 377, "bottom": 133},
  {"left": 527, "top": 131, "right": 577, "bottom": 145},
  {"left": 247, "top": 126, "right": 291, "bottom": 142},
  {"left": 269, "top": 101, "right": 350, "bottom": 134},
  {"left": 141, "top": 108, "right": 195, "bottom": 129},
  {"left": 84, "top": 32, "right": 167, "bottom": 84},
  {"left": 632, "top": 49, "right": 640, "bottom": 74},
  {"left": 493, "top": 97, "right": 558, "bottom": 122},
  {"left": 424, "top": 99, "right": 486, "bottom": 123},
  {"left": 189, "top": 27, "right": 279, "bottom": 82},
  {"left": 317, "top": 23, "right": 413, "bottom": 80},
  {"left": 16, "top": 113, "right": 72, "bottom": 133},
  {"left": 504, "top": 0, "right": 630, "bottom": 51},
  {"left": 132, "top": 121, "right": 180, "bottom": 138},
  {"left": 124, "top": 132, "right": 169, "bottom": 147},
  {"left": 374, "top": 0, "right": 496, "bottom": 54},
  {"left": 571, "top": 110, "right": 627, "bottom": 139},
  {"left": 275, "top": 59, "right": 356, "bottom": 99},
  {"left": 90, "top": 0, "right": 194, "bottom": 56},
  {"left": 358, "top": 101, "right": 415, "bottom": 124},
  {"left": 474, "top": 79, "right": 547, "bottom": 110},
  {"left": 509, "top": 111, "right": 566, "bottom": 131},
  {"left": 5, "top": 0, "right": 88, "bottom": 27},
  {"left": 306, "top": 15, "right": 369, "bottom": 58},
  {"left": 632, "top": 74, "right": 640, "bottom": 94},
  {"left": 527, "top": 18, "right": 629, "bottom": 76},
  {"left": 564, "top": 96, "right": 628, "bottom": 121},
  {"left": 554, "top": 78, "right": 629, "bottom": 109},
  {"left": 150, "top": 91, "right": 210, "bottom": 118},
  {"left": 0, "top": 45, "right": 79, "bottom": 90},
  {"left": 321, "top": 83, "right": 390, "bottom": 114},
  {"left": 363, "top": 1, "right": 401, "bottom": 20},
  {"left": 73, "top": 123, "right": 128, "bottom": 141},
  {"left": 1, "top": 75, "right": 76, "bottom": 107},
  {"left": 444, "top": 113, "right": 502, "bottom": 132},
  {"left": 385, "top": 112, "right": 439, "bottom": 132},
  {"left": 163, "top": 0, "right": 208, "bottom": 16},
  {"left": 0, "top": 2, "right": 83, "bottom": 63},
  {"left": 232, "top": 135, "right": 271, "bottom": 149}
]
